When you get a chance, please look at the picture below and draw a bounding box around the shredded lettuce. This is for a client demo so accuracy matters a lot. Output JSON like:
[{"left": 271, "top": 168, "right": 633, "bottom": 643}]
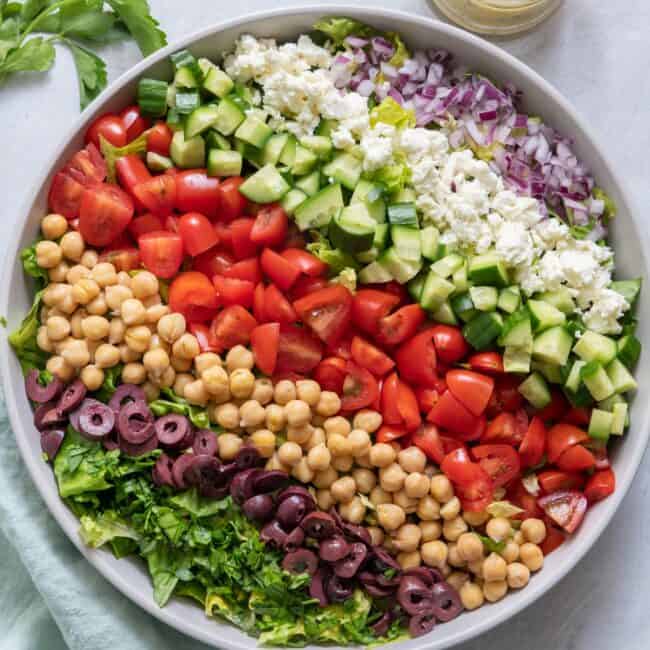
[
  {"left": 100, "top": 132, "right": 148, "bottom": 182},
  {"left": 331, "top": 267, "right": 357, "bottom": 293},
  {"left": 370, "top": 97, "right": 415, "bottom": 130},
  {"left": 367, "top": 158, "right": 411, "bottom": 197},
  {"left": 312, "top": 17, "right": 375, "bottom": 45},
  {"left": 93, "top": 364, "right": 123, "bottom": 402},
  {"left": 306, "top": 231, "right": 360, "bottom": 275},
  {"left": 20, "top": 243, "right": 49, "bottom": 290},
  {"left": 79, "top": 512, "right": 139, "bottom": 548},
  {"left": 9, "top": 290, "right": 48, "bottom": 375},
  {"left": 149, "top": 387, "right": 211, "bottom": 429}
]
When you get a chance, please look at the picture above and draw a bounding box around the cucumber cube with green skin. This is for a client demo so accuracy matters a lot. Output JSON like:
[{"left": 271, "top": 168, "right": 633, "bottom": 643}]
[
  {"left": 463, "top": 312, "right": 503, "bottom": 350},
  {"left": 498, "top": 309, "right": 533, "bottom": 347},
  {"left": 420, "top": 226, "right": 441, "bottom": 261},
  {"left": 175, "top": 90, "right": 200, "bottom": 114},
  {"left": 351, "top": 180, "right": 387, "bottom": 224},
  {"left": 564, "top": 359, "right": 586, "bottom": 393},
  {"left": 610, "top": 278, "right": 642, "bottom": 308},
  {"left": 431, "top": 301, "right": 458, "bottom": 326},
  {"left": 503, "top": 345, "right": 532, "bottom": 373},
  {"left": 329, "top": 204, "right": 376, "bottom": 254},
  {"left": 527, "top": 299, "right": 566, "bottom": 332},
  {"left": 294, "top": 183, "right": 344, "bottom": 231},
  {"left": 452, "top": 263, "right": 469, "bottom": 294},
  {"left": 408, "top": 274, "right": 426, "bottom": 303},
  {"left": 278, "top": 135, "right": 297, "bottom": 167},
  {"left": 532, "top": 326, "right": 573, "bottom": 366},
  {"left": 214, "top": 97, "right": 245, "bottom": 136},
  {"left": 565, "top": 381, "right": 595, "bottom": 408},
  {"left": 359, "top": 261, "right": 393, "bottom": 284},
  {"left": 391, "top": 226, "right": 422, "bottom": 261},
  {"left": 497, "top": 286, "right": 521, "bottom": 314},
  {"left": 170, "top": 130, "right": 205, "bottom": 168},
  {"left": 377, "top": 247, "right": 422, "bottom": 284},
  {"left": 617, "top": 334, "right": 641, "bottom": 368},
  {"left": 451, "top": 292, "right": 477, "bottom": 323},
  {"left": 238, "top": 165, "right": 290, "bottom": 203},
  {"left": 280, "top": 188, "right": 307, "bottom": 216},
  {"left": 203, "top": 66, "right": 234, "bottom": 98},
  {"left": 573, "top": 330, "right": 618, "bottom": 364},
  {"left": 235, "top": 115, "right": 273, "bottom": 149},
  {"left": 611, "top": 402, "right": 629, "bottom": 435},
  {"left": 322, "top": 152, "right": 363, "bottom": 190},
  {"left": 387, "top": 202, "right": 418, "bottom": 226},
  {"left": 536, "top": 287, "right": 576, "bottom": 314},
  {"left": 518, "top": 372, "right": 551, "bottom": 408},
  {"left": 420, "top": 270, "right": 455, "bottom": 311},
  {"left": 291, "top": 144, "right": 318, "bottom": 175},
  {"left": 262, "top": 133, "right": 290, "bottom": 166},
  {"left": 468, "top": 253, "right": 509, "bottom": 287},
  {"left": 294, "top": 171, "right": 320, "bottom": 197},
  {"left": 205, "top": 130, "right": 231, "bottom": 150},
  {"left": 185, "top": 104, "right": 220, "bottom": 139},
  {"left": 207, "top": 150, "right": 242, "bottom": 177},
  {"left": 373, "top": 223, "right": 389, "bottom": 251},
  {"left": 431, "top": 253, "right": 464, "bottom": 279},
  {"left": 598, "top": 393, "right": 626, "bottom": 412},
  {"left": 606, "top": 358, "right": 638, "bottom": 394},
  {"left": 469, "top": 286, "right": 499, "bottom": 312},
  {"left": 531, "top": 360, "right": 564, "bottom": 384},
  {"left": 299, "top": 135, "right": 332, "bottom": 160},
  {"left": 174, "top": 67, "right": 198, "bottom": 89},
  {"left": 235, "top": 139, "right": 263, "bottom": 168},
  {"left": 580, "top": 361, "right": 615, "bottom": 401},
  {"left": 588, "top": 409, "right": 614, "bottom": 441}
]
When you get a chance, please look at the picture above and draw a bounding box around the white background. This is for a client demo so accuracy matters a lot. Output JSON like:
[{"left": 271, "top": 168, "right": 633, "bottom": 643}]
[{"left": 1, "top": 1, "right": 650, "bottom": 649}]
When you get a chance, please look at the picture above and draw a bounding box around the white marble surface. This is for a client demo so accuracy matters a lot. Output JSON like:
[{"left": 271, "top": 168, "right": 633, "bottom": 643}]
[{"left": 1, "top": 1, "right": 650, "bottom": 648}]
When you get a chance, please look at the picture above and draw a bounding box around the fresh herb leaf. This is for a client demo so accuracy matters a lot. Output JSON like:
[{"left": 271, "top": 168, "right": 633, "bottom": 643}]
[
  {"left": 79, "top": 511, "right": 139, "bottom": 547},
  {"left": 477, "top": 534, "right": 506, "bottom": 554},
  {"left": 65, "top": 39, "right": 106, "bottom": 108},
  {"left": 20, "top": 0, "right": 49, "bottom": 23},
  {"left": 0, "top": 35, "right": 55, "bottom": 79},
  {"left": 92, "top": 363, "right": 122, "bottom": 401},
  {"left": 106, "top": 0, "right": 166, "bottom": 56}
]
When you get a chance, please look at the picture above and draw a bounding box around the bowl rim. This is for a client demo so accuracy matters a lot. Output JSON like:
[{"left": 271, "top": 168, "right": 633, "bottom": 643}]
[{"left": 1, "top": 5, "right": 648, "bottom": 650}]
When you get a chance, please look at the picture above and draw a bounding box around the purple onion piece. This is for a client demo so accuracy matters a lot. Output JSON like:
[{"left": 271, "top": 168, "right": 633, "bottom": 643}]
[
  {"left": 56, "top": 379, "right": 87, "bottom": 415},
  {"left": 430, "top": 581, "right": 464, "bottom": 622},
  {"left": 117, "top": 400, "right": 154, "bottom": 444},
  {"left": 152, "top": 453, "right": 175, "bottom": 487},
  {"left": 282, "top": 549, "right": 318, "bottom": 576},
  {"left": 192, "top": 429, "right": 218, "bottom": 456},
  {"left": 25, "top": 369, "right": 63, "bottom": 403},
  {"left": 40, "top": 429, "right": 65, "bottom": 461},
  {"left": 78, "top": 400, "right": 115, "bottom": 440}
]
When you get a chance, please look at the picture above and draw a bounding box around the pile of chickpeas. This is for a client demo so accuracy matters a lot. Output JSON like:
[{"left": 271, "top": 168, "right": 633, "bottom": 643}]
[{"left": 35, "top": 212, "right": 547, "bottom": 613}]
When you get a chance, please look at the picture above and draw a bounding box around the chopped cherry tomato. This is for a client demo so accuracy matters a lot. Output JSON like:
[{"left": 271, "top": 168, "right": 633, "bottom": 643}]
[
  {"left": 67, "top": 143, "right": 106, "bottom": 185},
  {"left": 78, "top": 183, "right": 134, "bottom": 247},
  {"left": 168, "top": 270, "right": 220, "bottom": 320},
  {"left": 328, "top": 333, "right": 354, "bottom": 360},
  {"left": 188, "top": 322, "right": 219, "bottom": 353},
  {"left": 427, "top": 390, "right": 485, "bottom": 441},
  {"left": 210, "top": 305, "right": 258, "bottom": 351},
  {"left": 229, "top": 218, "right": 258, "bottom": 259},
  {"left": 222, "top": 257, "right": 261, "bottom": 284},
  {"left": 98, "top": 247, "right": 140, "bottom": 272},
  {"left": 275, "top": 324, "right": 323, "bottom": 374},
  {"left": 350, "top": 336, "right": 395, "bottom": 377},
  {"left": 556, "top": 444, "right": 596, "bottom": 472},
  {"left": 472, "top": 444, "right": 521, "bottom": 488},
  {"left": 396, "top": 379, "right": 421, "bottom": 432},
  {"left": 564, "top": 407, "right": 591, "bottom": 427},
  {"left": 584, "top": 468, "right": 616, "bottom": 504},
  {"left": 313, "top": 357, "right": 347, "bottom": 394},
  {"left": 376, "top": 304, "right": 425, "bottom": 347},
  {"left": 133, "top": 174, "right": 177, "bottom": 217},
  {"left": 253, "top": 282, "right": 267, "bottom": 323},
  {"left": 370, "top": 281, "right": 409, "bottom": 306},
  {"left": 281, "top": 248, "right": 327, "bottom": 277},
  {"left": 446, "top": 369, "right": 494, "bottom": 417},
  {"left": 538, "top": 490, "right": 588, "bottom": 534},
  {"left": 138, "top": 230, "right": 184, "bottom": 280},
  {"left": 115, "top": 154, "right": 151, "bottom": 193},
  {"left": 283, "top": 222, "right": 306, "bottom": 249},
  {"left": 86, "top": 114, "right": 127, "bottom": 148},
  {"left": 427, "top": 325, "right": 468, "bottom": 364},
  {"left": 250, "top": 204, "right": 288, "bottom": 248},
  {"left": 482, "top": 412, "right": 527, "bottom": 445},
  {"left": 290, "top": 275, "right": 328, "bottom": 301},
  {"left": 381, "top": 372, "right": 403, "bottom": 425},
  {"left": 251, "top": 322, "right": 280, "bottom": 375},
  {"left": 538, "top": 470, "right": 585, "bottom": 494},
  {"left": 178, "top": 212, "right": 219, "bottom": 256},
  {"left": 217, "top": 176, "right": 248, "bottom": 221},
  {"left": 192, "top": 248, "right": 234, "bottom": 278},
  {"left": 395, "top": 329, "right": 438, "bottom": 387},
  {"left": 341, "top": 361, "right": 379, "bottom": 412},
  {"left": 412, "top": 423, "right": 446, "bottom": 464},
  {"left": 48, "top": 170, "right": 86, "bottom": 219},
  {"left": 175, "top": 170, "right": 220, "bottom": 218},
  {"left": 518, "top": 416, "right": 546, "bottom": 469},
  {"left": 120, "top": 105, "right": 150, "bottom": 141},
  {"left": 351, "top": 289, "right": 400, "bottom": 336},
  {"left": 441, "top": 447, "right": 494, "bottom": 511},
  {"left": 592, "top": 445, "right": 611, "bottom": 470},
  {"left": 128, "top": 212, "right": 164, "bottom": 240},
  {"left": 546, "top": 423, "right": 590, "bottom": 464},
  {"left": 376, "top": 424, "right": 410, "bottom": 444},
  {"left": 414, "top": 387, "right": 440, "bottom": 414},
  {"left": 507, "top": 479, "right": 545, "bottom": 520},
  {"left": 540, "top": 525, "right": 566, "bottom": 555},
  {"left": 469, "top": 351, "right": 504, "bottom": 374},
  {"left": 265, "top": 284, "right": 297, "bottom": 324},
  {"left": 537, "top": 390, "right": 569, "bottom": 423},
  {"left": 293, "top": 285, "right": 352, "bottom": 345},
  {"left": 486, "top": 375, "right": 524, "bottom": 417},
  {"left": 261, "top": 248, "right": 301, "bottom": 291},
  {"left": 213, "top": 275, "right": 254, "bottom": 308},
  {"left": 146, "top": 122, "right": 173, "bottom": 157}
]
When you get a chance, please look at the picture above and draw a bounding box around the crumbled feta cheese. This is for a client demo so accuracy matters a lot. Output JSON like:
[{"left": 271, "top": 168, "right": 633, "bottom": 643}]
[
  {"left": 360, "top": 124, "right": 395, "bottom": 172},
  {"left": 583, "top": 289, "right": 629, "bottom": 334},
  {"left": 495, "top": 221, "right": 535, "bottom": 267}
]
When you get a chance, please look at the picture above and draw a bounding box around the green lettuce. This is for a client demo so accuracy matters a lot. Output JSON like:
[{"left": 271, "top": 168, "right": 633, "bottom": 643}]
[
  {"left": 149, "top": 387, "right": 211, "bottom": 429},
  {"left": 79, "top": 512, "right": 139, "bottom": 548},
  {"left": 370, "top": 97, "right": 415, "bottom": 130},
  {"left": 312, "top": 17, "right": 375, "bottom": 45},
  {"left": 306, "top": 231, "right": 360, "bottom": 275},
  {"left": 331, "top": 267, "right": 357, "bottom": 293},
  {"left": 93, "top": 364, "right": 123, "bottom": 402},
  {"left": 20, "top": 243, "right": 49, "bottom": 289},
  {"left": 100, "top": 131, "right": 148, "bottom": 182},
  {"left": 368, "top": 158, "right": 411, "bottom": 196},
  {"left": 593, "top": 187, "right": 617, "bottom": 222},
  {"left": 9, "top": 290, "right": 47, "bottom": 375}
]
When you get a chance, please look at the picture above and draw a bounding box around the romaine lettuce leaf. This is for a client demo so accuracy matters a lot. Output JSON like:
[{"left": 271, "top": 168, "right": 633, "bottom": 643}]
[
  {"left": 312, "top": 17, "right": 375, "bottom": 45},
  {"left": 149, "top": 387, "right": 211, "bottom": 429},
  {"left": 79, "top": 511, "right": 139, "bottom": 548},
  {"left": 9, "top": 289, "right": 48, "bottom": 375},
  {"left": 306, "top": 231, "right": 360, "bottom": 275},
  {"left": 370, "top": 97, "right": 415, "bottom": 130}
]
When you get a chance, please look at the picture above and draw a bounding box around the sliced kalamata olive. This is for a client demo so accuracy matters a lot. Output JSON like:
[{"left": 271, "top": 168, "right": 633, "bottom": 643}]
[
  {"left": 277, "top": 486, "right": 315, "bottom": 507},
  {"left": 79, "top": 400, "right": 115, "bottom": 440},
  {"left": 364, "top": 582, "right": 398, "bottom": 598},
  {"left": 235, "top": 444, "right": 261, "bottom": 470},
  {"left": 25, "top": 369, "right": 63, "bottom": 403},
  {"left": 56, "top": 379, "right": 87, "bottom": 415},
  {"left": 325, "top": 574, "right": 354, "bottom": 603},
  {"left": 301, "top": 511, "right": 337, "bottom": 540},
  {"left": 34, "top": 402, "right": 65, "bottom": 430},
  {"left": 192, "top": 429, "right": 218, "bottom": 456},
  {"left": 40, "top": 429, "right": 64, "bottom": 461},
  {"left": 309, "top": 569, "right": 329, "bottom": 607},
  {"left": 341, "top": 522, "right": 371, "bottom": 546},
  {"left": 102, "top": 436, "right": 119, "bottom": 451},
  {"left": 370, "top": 610, "right": 395, "bottom": 637},
  {"left": 282, "top": 549, "right": 318, "bottom": 576},
  {"left": 283, "top": 526, "right": 305, "bottom": 553},
  {"left": 335, "top": 542, "right": 367, "bottom": 578},
  {"left": 319, "top": 536, "right": 351, "bottom": 563},
  {"left": 368, "top": 546, "right": 401, "bottom": 574},
  {"left": 409, "top": 612, "right": 436, "bottom": 638},
  {"left": 430, "top": 581, "right": 463, "bottom": 622},
  {"left": 403, "top": 567, "right": 444, "bottom": 588},
  {"left": 277, "top": 494, "right": 313, "bottom": 529},
  {"left": 184, "top": 455, "right": 225, "bottom": 498},
  {"left": 260, "top": 519, "right": 288, "bottom": 548},
  {"left": 118, "top": 400, "right": 154, "bottom": 444},
  {"left": 253, "top": 470, "right": 289, "bottom": 495},
  {"left": 109, "top": 383, "right": 146, "bottom": 416},
  {"left": 70, "top": 398, "right": 100, "bottom": 432},
  {"left": 118, "top": 432, "right": 158, "bottom": 457},
  {"left": 155, "top": 414, "right": 192, "bottom": 450},
  {"left": 172, "top": 453, "right": 195, "bottom": 489},
  {"left": 243, "top": 494, "right": 275, "bottom": 522},
  {"left": 230, "top": 468, "right": 262, "bottom": 504},
  {"left": 375, "top": 570, "right": 402, "bottom": 588},
  {"left": 152, "top": 453, "right": 175, "bottom": 487},
  {"left": 397, "top": 575, "right": 433, "bottom": 616}
]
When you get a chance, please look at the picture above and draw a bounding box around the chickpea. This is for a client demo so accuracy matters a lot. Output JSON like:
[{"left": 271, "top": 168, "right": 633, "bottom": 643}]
[
  {"left": 417, "top": 495, "right": 441, "bottom": 521},
  {"left": 93, "top": 343, "right": 119, "bottom": 369},
  {"left": 131, "top": 271, "right": 158, "bottom": 299},
  {"left": 211, "top": 404, "right": 237, "bottom": 429},
  {"left": 250, "top": 430, "right": 276, "bottom": 458},
  {"left": 304, "top": 427, "right": 325, "bottom": 451},
  {"left": 172, "top": 333, "right": 200, "bottom": 360},
  {"left": 202, "top": 365, "right": 230, "bottom": 399},
  {"left": 501, "top": 541, "right": 520, "bottom": 564},
  {"left": 485, "top": 517, "right": 511, "bottom": 543},
  {"left": 331, "top": 476, "right": 356, "bottom": 503},
  {"left": 368, "top": 526, "right": 385, "bottom": 547},
  {"left": 404, "top": 473, "right": 430, "bottom": 499},
  {"left": 397, "top": 551, "right": 421, "bottom": 570},
  {"left": 184, "top": 379, "right": 209, "bottom": 406},
  {"left": 397, "top": 447, "right": 427, "bottom": 474},
  {"left": 282, "top": 400, "right": 309, "bottom": 429},
  {"left": 142, "top": 381, "right": 160, "bottom": 402},
  {"left": 448, "top": 543, "right": 467, "bottom": 568},
  {"left": 339, "top": 496, "right": 366, "bottom": 524},
  {"left": 273, "top": 380, "right": 296, "bottom": 405},
  {"left": 283, "top": 423, "right": 309, "bottom": 445},
  {"left": 230, "top": 368, "right": 255, "bottom": 399},
  {"left": 119, "top": 343, "right": 141, "bottom": 363},
  {"left": 327, "top": 433, "right": 352, "bottom": 457},
  {"left": 61, "top": 339, "right": 90, "bottom": 368},
  {"left": 104, "top": 284, "right": 131, "bottom": 311},
  {"left": 482, "top": 552, "right": 508, "bottom": 583},
  {"left": 85, "top": 293, "right": 107, "bottom": 316},
  {"left": 119, "top": 362, "right": 145, "bottom": 384},
  {"left": 369, "top": 485, "right": 392, "bottom": 507},
  {"left": 240, "top": 400, "right": 266, "bottom": 428},
  {"left": 376, "top": 503, "right": 406, "bottom": 531},
  {"left": 46, "top": 316, "right": 70, "bottom": 342},
  {"left": 521, "top": 518, "right": 546, "bottom": 545},
  {"left": 420, "top": 520, "right": 442, "bottom": 542},
  {"left": 512, "top": 530, "right": 525, "bottom": 546},
  {"left": 352, "top": 468, "right": 376, "bottom": 494},
  {"left": 148, "top": 334, "right": 170, "bottom": 354},
  {"left": 48, "top": 262, "right": 69, "bottom": 283},
  {"left": 251, "top": 378, "right": 274, "bottom": 405},
  {"left": 356, "top": 453, "right": 373, "bottom": 469},
  {"left": 422, "top": 540, "right": 448, "bottom": 569},
  {"left": 430, "top": 474, "right": 455, "bottom": 503},
  {"left": 316, "top": 489, "right": 335, "bottom": 511},
  {"left": 440, "top": 496, "right": 461, "bottom": 521},
  {"left": 171, "top": 356, "right": 192, "bottom": 373},
  {"left": 348, "top": 429, "right": 371, "bottom": 457},
  {"left": 60, "top": 231, "right": 84, "bottom": 261},
  {"left": 292, "top": 457, "right": 315, "bottom": 484},
  {"left": 143, "top": 348, "right": 170, "bottom": 380},
  {"left": 457, "top": 533, "right": 484, "bottom": 563},
  {"left": 393, "top": 523, "right": 422, "bottom": 553},
  {"left": 80, "top": 365, "right": 104, "bottom": 391},
  {"left": 158, "top": 313, "right": 186, "bottom": 344},
  {"left": 467, "top": 559, "right": 484, "bottom": 578},
  {"left": 119, "top": 298, "right": 145, "bottom": 326},
  {"left": 36, "top": 326, "right": 54, "bottom": 353},
  {"left": 312, "top": 466, "right": 338, "bottom": 489},
  {"left": 332, "top": 455, "right": 353, "bottom": 472},
  {"left": 519, "top": 543, "right": 544, "bottom": 572},
  {"left": 294, "top": 379, "right": 320, "bottom": 407},
  {"left": 448, "top": 571, "right": 470, "bottom": 592},
  {"left": 323, "top": 416, "right": 350, "bottom": 438},
  {"left": 352, "top": 409, "right": 382, "bottom": 433},
  {"left": 506, "top": 562, "right": 530, "bottom": 589},
  {"left": 224, "top": 345, "right": 253, "bottom": 371},
  {"left": 89, "top": 263, "right": 116, "bottom": 289},
  {"left": 36, "top": 240, "right": 62, "bottom": 268},
  {"left": 80, "top": 315, "right": 109, "bottom": 341},
  {"left": 218, "top": 433, "right": 242, "bottom": 461},
  {"left": 463, "top": 510, "right": 490, "bottom": 527},
  {"left": 315, "top": 390, "right": 341, "bottom": 417},
  {"left": 265, "top": 404, "right": 286, "bottom": 432},
  {"left": 123, "top": 325, "right": 150, "bottom": 353},
  {"left": 369, "top": 443, "right": 397, "bottom": 468},
  {"left": 41, "top": 213, "right": 68, "bottom": 240},
  {"left": 108, "top": 318, "right": 125, "bottom": 345},
  {"left": 80, "top": 250, "right": 99, "bottom": 268},
  {"left": 57, "top": 286, "right": 79, "bottom": 315},
  {"left": 277, "top": 441, "right": 302, "bottom": 467},
  {"left": 460, "top": 581, "right": 485, "bottom": 611},
  {"left": 483, "top": 580, "right": 508, "bottom": 603},
  {"left": 114, "top": 270, "right": 130, "bottom": 287},
  {"left": 306, "top": 444, "right": 331, "bottom": 471},
  {"left": 443, "top": 516, "right": 468, "bottom": 542},
  {"left": 379, "top": 463, "right": 406, "bottom": 493},
  {"left": 46, "top": 355, "right": 74, "bottom": 382},
  {"left": 42, "top": 284, "right": 65, "bottom": 307},
  {"left": 146, "top": 304, "right": 169, "bottom": 324}
]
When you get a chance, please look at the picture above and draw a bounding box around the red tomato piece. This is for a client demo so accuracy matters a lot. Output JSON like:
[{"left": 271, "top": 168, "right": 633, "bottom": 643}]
[
  {"left": 128, "top": 213, "right": 164, "bottom": 240},
  {"left": 564, "top": 407, "right": 591, "bottom": 427},
  {"left": 67, "top": 143, "right": 106, "bottom": 185},
  {"left": 147, "top": 122, "right": 173, "bottom": 157},
  {"left": 275, "top": 324, "right": 323, "bottom": 374},
  {"left": 396, "top": 379, "right": 422, "bottom": 432},
  {"left": 168, "top": 270, "right": 220, "bottom": 320},
  {"left": 188, "top": 323, "right": 219, "bottom": 353},
  {"left": 249, "top": 204, "right": 288, "bottom": 248},
  {"left": 376, "top": 425, "right": 410, "bottom": 444},
  {"left": 210, "top": 305, "right": 258, "bottom": 351},
  {"left": 98, "top": 247, "right": 140, "bottom": 272},
  {"left": 414, "top": 387, "right": 440, "bottom": 414},
  {"left": 120, "top": 105, "right": 150, "bottom": 141},
  {"left": 584, "top": 468, "right": 616, "bottom": 504},
  {"left": 223, "top": 257, "right": 261, "bottom": 284},
  {"left": 86, "top": 114, "right": 127, "bottom": 148},
  {"left": 261, "top": 248, "right": 301, "bottom": 291},
  {"left": 192, "top": 248, "right": 234, "bottom": 279},
  {"left": 78, "top": 183, "right": 134, "bottom": 247},
  {"left": 253, "top": 282, "right": 268, "bottom": 323},
  {"left": 486, "top": 375, "right": 524, "bottom": 417},
  {"left": 538, "top": 470, "right": 585, "bottom": 494},
  {"left": 472, "top": 444, "right": 521, "bottom": 488},
  {"left": 446, "top": 369, "right": 494, "bottom": 417},
  {"left": 381, "top": 372, "right": 403, "bottom": 425},
  {"left": 229, "top": 218, "right": 258, "bottom": 259},
  {"left": 546, "top": 423, "right": 590, "bottom": 464},
  {"left": 138, "top": 230, "right": 184, "bottom": 280},
  {"left": 133, "top": 174, "right": 177, "bottom": 217},
  {"left": 430, "top": 325, "right": 470, "bottom": 365},
  {"left": 555, "top": 444, "right": 596, "bottom": 472},
  {"left": 290, "top": 275, "right": 328, "bottom": 301},
  {"left": 251, "top": 322, "right": 280, "bottom": 376},
  {"left": 264, "top": 284, "right": 297, "bottom": 324},
  {"left": 376, "top": 304, "right": 425, "bottom": 347},
  {"left": 351, "top": 289, "right": 400, "bottom": 336},
  {"left": 281, "top": 248, "right": 327, "bottom": 277},
  {"left": 538, "top": 490, "right": 588, "bottom": 534},
  {"left": 427, "top": 390, "right": 485, "bottom": 441},
  {"left": 293, "top": 285, "right": 352, "bottom": 345},
  {"left": 48, "top": 170, "right": 86, "bottom": 219},
  {"left": 367, "top": 281, "right": 409, "bottom": 306},
  {"left": 341, "top": 361, "right": 379, "bottom": 412},
  {"left": 213, "top": 275, "right": 254, "bottom": 308},
  {"left": 412, "top": 423, "right": 446, "bottom": 464},
  {"left": 469, "top": 351, "right": 504, "bottom": 374},
  {"left": 537, "top": 390, "right": 569, "bottom": 423},
  {"left": 178, "top": 212, "right": 219, "bottom": 256},
  {"left": 328, "top": 333, "right": 354, "bottom": 361},
  {"left": 507, "top": 479, "right": 545, "bottom": 521},
  {"left": 350, "top": 336, "right": 395, "bottom": 377},
  {"left": 395, "top": 329, "right": 438, "bottom": 387},
  {"left": 540, "top": 525, "right": 566, "bottom": 555},
  {"left": 115, "top": 154, "right": 150, "bottom": 193},
  {"left": 175, "top": 170, "right": 220, "bottom": 218},
  {"left": 313, "top": 357, "right": 347, "bottom": 394},
  {"left": 592, "top": 446, "right": 611, "bottom": 471},
  {"left": 441, "top": 447, "right": 494, "bottom": 511},
  {"left": 518, "top": 416, "right": 546, "bottom": 469},
  {"left": 482, "top": 411, "right": 528, "bottom": 445},
  {"left": 217, "top": 176, "right": 248, "bottom": 221}
]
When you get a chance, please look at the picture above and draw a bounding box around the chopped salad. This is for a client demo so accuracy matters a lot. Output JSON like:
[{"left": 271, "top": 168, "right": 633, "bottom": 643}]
[{"left": 10, "top": 16, "right": 640, "bottom": 646}]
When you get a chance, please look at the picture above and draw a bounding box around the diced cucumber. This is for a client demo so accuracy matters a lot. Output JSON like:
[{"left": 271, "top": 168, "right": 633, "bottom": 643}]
[
  {"left": 420, "top": 226, "right": 441, "bottom": 261},
  {"left": 580, "top": 361, "right": 615, "bottom": 401},
  {"left": 165, "top": 107, "right": 183, "bottom": 130},
  {"left": 174, "top": 67, "right": 198, "bottom": 89},
  {"left": 202, "top": 66, "right": 234, "bottom": 98},
  {"left": 391, "top": 225, "right": 422, "bottom": 261},
  {"left": 498, "top": 309, "right": 533, "bottom": 347},
  {"left": 291, "top": 144, "right": 318, "bottom": 175},
  {"left": 518, "top": 372, "right": 551, "bottom": 408},
  {"left": 373, "top": 223, "right": 389, "bottom": 251},
  {"left": 617, "top": 334, "right": 641, "bottom": 368},
  {"left": 431, "top": 253, "right": 464, "bottom": 279},
  {"left": 452, "top": 262, "right": 469, "bottom": 294},
  {"left": 536, "top": 287, "right": 576, "bottom": 315},
  {"left": 359, "top": 261, "right": 393, "bottom": 284},
  {"left": 463, "top": 312, "right": 503, "bottom": 350},
  {"left": 294, "top": 183, "right": 344, "bottom": 231},
  {"left": 207, "top": 149, "right": 242, "bottom": 177},
  {"left": 532, "top": 360, "right": 564, "bottom": 384},
  {"left": 497, "top": 286, "right": 521, "bottom": 314},
  {"left": 469, "top": 286, "right": 498, "bottom": 312},
  {"left": 431, "top": 301, "right": 458, "bottom": 326},
  {"left": 238, "top": 165, "right": 290, "bottom": 203},
  {"left": 420, "top": 270, "right": 455, "bottom": 311},
  {"left": 610, "top": 278, "right": 641, "bottom": 308},
  {"left": 503, "top": 345, "right": 531, "bottom": 373},
  {"left": 377, "top": 247, "right": 422, "bottom": 284},
  {"left": 606, "top": 358, "right": 638, "bottom": 394},
  {"left": 279, "top": 135, "right": 297, "bottom": 167},
  {"left": 408, "top": 274, "right": 426, "bottom": 303},
  {"left": 205, "top": 129, "right": 231, "bottom": 150},
  {"left": 532, "top": 326, "right": 573, "bottom": 366},
  {"left": 322, "top": 152, "right": 363, "bottom": 190},
  {"left": 351, "top": 180, "right": 386, "bottom": 224},
  {"left": 235, "top": 114, "right": 273, "bottom": 148},
  {"left": 315, "top": 118, "right": 336, "bottom": 137},
  {"left": 300, "top": 135, "right": 332, "bottom": 160},
  {"left": 146, "top": 152, "right": 173, "bottom": 172},
  {"left": 451, "top": 292, "right": 477, "bottom": 323},
  {"left": 528, "top": 299, "right": 566, "bottom": 332},
  {"left": 170, "top": 130, "right": 205, "bottom": 168},
  {"left": 611, "top": 402, "right": 628, "bottom": 435},
  {"left": 393, "top": 188, "right": 416, "bottom": 203},
  {"left": 295, "top": 171, "right": 320, "bottom": 197},
  {"left": 387, "top": 203, "right": 418, "bottom": 226},
  {"left": 329, "top": 204, "right": 376, "bottom": 254},
  {"left": 588, "top": 409, "right": 613, "bottom": 441},
  {"left": 468, "top": 253, "right": 509, "bottom": 287},
  {"left": 280, "top": 188, "right": 307, "bottom": 216},
  {"left": 573, "top": 330, "right": 618, "bottom": 364},
  {"left": 356, "top": 248, "right": 379, "bottom": 264},
  {"left": 262, "top": 133, "right": 290, "bottom": 166},
  {"left": 564, "top": 360, "right": 586, "bottom": 393},
  {"left": 214, "top": 97, "right": 245, "bottom": 136},
  {"left": 598, "top": 393, "right": 626, "bottom": 412},
  {"left": 175, "top": 90, "right": 200, "bottom": 114},
  {"left": 235, "top": 139, "right": 263, "bottom": 168},
  {"left": 184, "top": 104, "right": 219, "bottom": 139},
  {"left": 171, "top": 49, "right": 201, "bottom": 83},
  {"left": 137, "top": 78, "right": 168, "bottom": 117}
]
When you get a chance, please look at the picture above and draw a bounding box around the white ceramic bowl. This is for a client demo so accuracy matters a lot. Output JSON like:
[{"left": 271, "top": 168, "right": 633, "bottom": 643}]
[{"left": 1, "top": 6, "right": 648, "bottom": 650}]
